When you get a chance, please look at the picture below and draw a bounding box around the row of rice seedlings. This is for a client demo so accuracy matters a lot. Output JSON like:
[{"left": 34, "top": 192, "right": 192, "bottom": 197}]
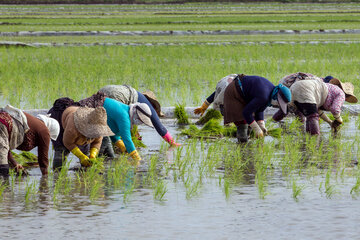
[
  {"left": 2, "top": 43, "right": 360, "bottom": 109},
  {"left": 105, "top": 156, "right": 137, "bottom": 203},
  {"left": 0, "top": 180, "right": 8, "bottom": 200},
  {"left": 53, "top": 161, "right": 73, "bottom": 203},
  {"left": 24, "top": 178, "right": 38, "bottom": 204}
]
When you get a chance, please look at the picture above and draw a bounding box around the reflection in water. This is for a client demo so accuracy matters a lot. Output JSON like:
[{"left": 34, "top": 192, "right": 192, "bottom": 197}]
[{"left": 1, "top": 119, "right": 360, "bottom": 239}]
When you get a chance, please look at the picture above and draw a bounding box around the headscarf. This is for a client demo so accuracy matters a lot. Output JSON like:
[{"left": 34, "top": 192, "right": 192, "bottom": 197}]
[{"left": 37, "top": 114, "right": 60, "bottom": 141}]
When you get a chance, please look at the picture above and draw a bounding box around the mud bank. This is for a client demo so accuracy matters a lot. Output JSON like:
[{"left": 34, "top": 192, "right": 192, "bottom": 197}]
[
  {"left": 2, "top": 40, "right": 360, "bottom": 48},
  {"left": 1, "top": 29, "right": 360, "bottom": 37}
]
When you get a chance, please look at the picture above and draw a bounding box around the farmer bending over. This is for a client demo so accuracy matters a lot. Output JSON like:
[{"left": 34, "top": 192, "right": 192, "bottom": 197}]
[
  {"left": 0, "top": 105, "right": 59, "bottom": 177},
  {"left": 223, "top": 74, "right": 291, "bottom": 143}
]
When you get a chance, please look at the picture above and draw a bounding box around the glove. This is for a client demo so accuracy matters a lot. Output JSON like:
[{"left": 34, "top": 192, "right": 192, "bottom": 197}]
[
  {"left": 249, "top": 121, "right": 264, "bottom": 138},
  {"left": 129, "top": 150, "right": 141, "bottom": 161},
  {"left": 331, "top": 114, "right": 343, "bottom": 133},
  {"left": 257, "top": 120, "right": 268, "bottom": 135},
  {"left": 89, "top": 147, "right": 99, "bottom": 159},
  {"left": 71, "top": 147, "right": 91, "bottom": 167},
  {"left": 194, "top": 100, "right": 210, "bottom": 116},
  {"left": 115, "top": 140, "right": 126, "bottom": 153},
  {"left": 162, "top": 131, "right": 181, "bottom": 147},
  {"left": 333, "top": 114, "right": 343, "bottom": 124},
  {"left": 319, "top": 111, "right": 332, "bottom": 125}
]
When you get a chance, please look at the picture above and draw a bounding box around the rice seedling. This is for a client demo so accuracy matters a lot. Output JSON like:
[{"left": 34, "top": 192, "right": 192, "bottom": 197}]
[
  {"left": 131, "top": 124, "right": 146, "bottom": 148},
  {"left": 0, "top": 180, "right": 8, "bottom": 200},
  {"left": 196, "top": 109, "right": 222, "bottom": 125},
  {"left": 174, "top": 104, "right": 190, "bottom": 125},
  {"left": 350, "top": 172, "right": 360, "bottom": 198},
  {"left": 53, "top": 161, "right": 73, "bottom": 203},
  {"left": 24, "top": 179, "right": 38, "bottom": 203},
  {"left": 291, "top": 178, "right": 305, "bottom": 201}
]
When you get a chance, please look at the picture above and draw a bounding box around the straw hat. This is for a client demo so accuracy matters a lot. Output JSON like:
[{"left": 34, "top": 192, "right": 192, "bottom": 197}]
[
  {"left": 73, "top": 107, "right": 114, "bottom": 139},
  {"left": 329, "top": 78, "right": 358, "bottom": 103},
  {"left": 142, "top": 90, "right": 164, "bottom": 117}
]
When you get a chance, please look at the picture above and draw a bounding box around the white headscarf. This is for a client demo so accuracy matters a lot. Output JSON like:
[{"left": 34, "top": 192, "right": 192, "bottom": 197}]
[
  {"left": 129, "top": 103, "right": 154, "bottom": 128},
  {"left": 37, "top": 114, "right": 60, "bottom": 141}
]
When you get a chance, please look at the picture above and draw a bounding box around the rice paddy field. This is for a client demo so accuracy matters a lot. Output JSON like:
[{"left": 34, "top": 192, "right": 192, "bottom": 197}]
[{"left": 1, "top": 2, "right": 360, "bottom": 239}]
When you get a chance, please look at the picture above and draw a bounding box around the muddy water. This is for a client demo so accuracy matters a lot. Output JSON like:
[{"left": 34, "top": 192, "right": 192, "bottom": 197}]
[{"left": 1, "top": 118, "right": 360, "bottom": 239}]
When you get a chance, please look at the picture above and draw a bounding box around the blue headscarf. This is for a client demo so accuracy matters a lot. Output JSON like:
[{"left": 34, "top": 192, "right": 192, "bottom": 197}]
[
  {"left": 268, "top": 84, "right": 291, "bottom": 106},
  {"left": 323, "top": 76, "right": 334, "bottom": 83}
]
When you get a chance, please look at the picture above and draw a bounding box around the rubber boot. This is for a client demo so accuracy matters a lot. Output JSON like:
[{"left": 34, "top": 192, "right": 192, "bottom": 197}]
[
  {"left": 237, "top": 124, "right": 249, "bottom": 143},
  {"left": 53, "top": 146, "right": 69, "bottom": 171},
  {"left": 0, "top": 164, "right": 9, "bottom": 178},
  {"left": 306, "top": 113, "right": 320, "bottom": 135},
  {"left": 99, "top": 136, "right": 115, "bottom": 158}
]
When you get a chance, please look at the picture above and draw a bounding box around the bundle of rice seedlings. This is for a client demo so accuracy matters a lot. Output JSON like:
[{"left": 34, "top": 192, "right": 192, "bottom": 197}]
[
  {"left": 222, "top": 125, "right": 237, "bottom": 137},
  {"left": 11, "top": 151, "right": 37, "bottom": 167},
  {"left": 174, "top": 104, "right": 190, "bottom": 125},
  {"left": 196, "top": 109, "right": 222, "bottom": 125},
  {"left": 267, "top": 128, "right": 282, "bottom": 138},
  {"left": 131, "top": 124, "right": 146, "bottom": 148},
  {"left": 181, "top": 124, "right": 200, "bottom": 137},
  {"left": 200, "top": 119, "right": 223, "bottom": 136}
]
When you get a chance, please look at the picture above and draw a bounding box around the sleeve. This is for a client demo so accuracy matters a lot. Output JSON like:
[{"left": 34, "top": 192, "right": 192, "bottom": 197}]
[
  {"left": 206, "top": 91, "right": 216, "bottom": 104},
  {"left": 112, "top": 109, "right": 136, "bottom": 153},
  {"left": 330, "top": 89, "right": 345, "bottom": 116},
  {"left": 90, "top": 136, "right": 103, "bottom": 150},
  {"left": 7, "top": 152, "right": 18, "bottom": 168},
  {"left": 242, "top": 98, "right": 267, "bottom": 124},
  {"left": 37, "top": 130, "right": 50, "bottom": 175},
  {"left": 254, "top": 111, "right": 264, "bottom": 122},
  {"left": 110, "top": 135, "right": 121, "bottom": 143},
  {"left": 62, "top": 126, "right": 78, "bottom": 151}
]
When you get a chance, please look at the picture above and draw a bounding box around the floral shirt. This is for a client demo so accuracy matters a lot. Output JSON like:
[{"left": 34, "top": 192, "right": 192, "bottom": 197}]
[
  {"left": 279, "top": 72, "right": 316, "bottom": 88},
  {"left": 321, "top": 83, "right": 345, "bottom": 115}
]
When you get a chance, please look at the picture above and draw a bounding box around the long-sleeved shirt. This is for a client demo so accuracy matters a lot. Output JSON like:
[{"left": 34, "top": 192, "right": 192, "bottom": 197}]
[
  {"left": 279, "top": 72, "right": 316, "bottom": 88},
  {"left": 241, "top": 75, "right": 275, "bottom": 124},
  {"left": 321, "top": 83, "right": 345, "bottom": 115},
  {"left": 62, "top": 106, "right": 102, "bottom": 152},
  {"left": 103, "top": 98, "right": 135, "bottom": 153},
  {"left": 16, "top": 113, "right": 50, "bottom": 175},
  {"left": 206, "top": 74, "right": 238, "bottom": 111}
]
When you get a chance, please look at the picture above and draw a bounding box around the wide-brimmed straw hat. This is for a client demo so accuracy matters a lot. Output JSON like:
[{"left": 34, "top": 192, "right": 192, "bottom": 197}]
[
  {"left": 73, "top": 107, "right": 114, "bottom": 139},
  {"left": 329, "top": 78, "right": 358, "bottom": 103},
  {"left": 142, "top": 90, "right": 164, "bottom": 117},
  {"left": 130, "top": 103, "right": 154, "bottom": 128}
]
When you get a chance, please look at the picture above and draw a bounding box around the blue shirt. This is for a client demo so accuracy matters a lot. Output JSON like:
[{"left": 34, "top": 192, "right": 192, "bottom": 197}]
[
  {"left": 241, "top": 76, "right": 275, "bottom": 124},
  {"left": 103, "top": 98, "right": 135, "bottom": 153}
]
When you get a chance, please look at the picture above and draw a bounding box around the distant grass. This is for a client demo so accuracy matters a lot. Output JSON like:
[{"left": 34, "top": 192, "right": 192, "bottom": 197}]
[{"left": 1, "top": 43, "right": 360, "bottom": 108}]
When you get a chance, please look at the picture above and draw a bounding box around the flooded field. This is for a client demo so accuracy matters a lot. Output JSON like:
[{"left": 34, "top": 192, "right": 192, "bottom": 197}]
[{"left": 1, "top": 117, "right": 360, "bottom": 239}]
